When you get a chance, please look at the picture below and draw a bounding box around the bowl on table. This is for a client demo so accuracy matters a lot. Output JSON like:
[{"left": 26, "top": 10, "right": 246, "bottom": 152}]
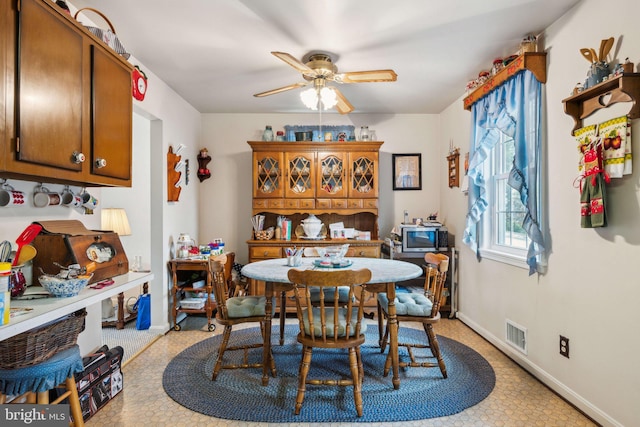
[
  {"left": 315, "top": 244, "right": 349, "bottom": 262},
  {"left": 38, "top": 274, "right": 93, "bottom": 298}
]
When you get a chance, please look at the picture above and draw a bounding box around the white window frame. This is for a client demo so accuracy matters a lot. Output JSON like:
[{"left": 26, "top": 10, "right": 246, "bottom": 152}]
[{"left": 479, "top": 133, "right": 529, "bottom": 269}]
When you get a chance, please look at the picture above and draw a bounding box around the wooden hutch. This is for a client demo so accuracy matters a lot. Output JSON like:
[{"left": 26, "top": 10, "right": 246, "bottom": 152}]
[{"left": 247, "top": 140, "right": 384, "bottom": 309}]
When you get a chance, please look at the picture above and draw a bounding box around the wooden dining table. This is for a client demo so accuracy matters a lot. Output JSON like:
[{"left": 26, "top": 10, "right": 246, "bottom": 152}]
[{"left": 241, "top": 256, "right": 423, "bottom": 389}]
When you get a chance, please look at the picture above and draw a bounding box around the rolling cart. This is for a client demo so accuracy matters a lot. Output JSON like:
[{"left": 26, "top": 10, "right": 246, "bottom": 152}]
[{"left": 168, "top": 258, "right": 216, "bottom": 331}]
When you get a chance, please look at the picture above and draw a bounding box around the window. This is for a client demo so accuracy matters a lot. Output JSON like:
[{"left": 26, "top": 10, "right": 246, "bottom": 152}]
[
  {"left": 480, "top": 133, "right": 531, "bottom": 268},
  {"left": 463, "top": 70, "right": 547, "bottom": 275}
]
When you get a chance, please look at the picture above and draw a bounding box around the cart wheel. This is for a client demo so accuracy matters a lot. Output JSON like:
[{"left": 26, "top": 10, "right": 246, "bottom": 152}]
[
  {"left": 174, "top": 324, "right": 181, "bottom": 331},
  {"left": 208, "top": 324, "right": 216, "bottom": 332}
]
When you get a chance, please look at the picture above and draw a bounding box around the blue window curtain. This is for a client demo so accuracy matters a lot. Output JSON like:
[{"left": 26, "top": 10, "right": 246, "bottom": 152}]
[{"left": 462, "top": 70, "right": 547, "bottom": 275}]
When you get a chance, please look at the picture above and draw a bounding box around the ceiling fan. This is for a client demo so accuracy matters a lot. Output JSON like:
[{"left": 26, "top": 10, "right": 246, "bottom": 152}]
[{"left": 253, "top": 51, "right": 397, "bottom": 114}]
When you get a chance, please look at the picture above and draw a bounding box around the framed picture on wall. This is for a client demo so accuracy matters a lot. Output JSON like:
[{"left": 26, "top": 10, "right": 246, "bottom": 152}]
[{"left": 392, "top": 153, "right": 422, "bottom": 190}]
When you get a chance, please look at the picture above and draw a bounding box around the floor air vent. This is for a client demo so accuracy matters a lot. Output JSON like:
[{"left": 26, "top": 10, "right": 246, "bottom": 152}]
[{"left": 506, "top": 320, "right": 527, "bottom": 354}]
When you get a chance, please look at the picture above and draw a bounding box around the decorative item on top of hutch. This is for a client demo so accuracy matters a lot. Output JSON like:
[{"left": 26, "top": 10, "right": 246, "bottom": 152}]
[{"left": 247, "top": 140, "right": 384, "bottom": 311}]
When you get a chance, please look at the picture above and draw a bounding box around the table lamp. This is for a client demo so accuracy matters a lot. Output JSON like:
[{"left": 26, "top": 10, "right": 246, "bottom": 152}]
[{"left": 101, "top": 208, "right": 131, "bottom": 236}]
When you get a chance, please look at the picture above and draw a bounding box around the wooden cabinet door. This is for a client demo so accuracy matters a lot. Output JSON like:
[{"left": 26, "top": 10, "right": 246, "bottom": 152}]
[
  {"left": 90, "top": 45, "right": 132, "bottom": 185},
  {"left": 2, "top": 0, "right": 133, "bottom": 187},
  {"left": 316, "top": 151, "right": 347, "bottom": 198},
  {"left": 253, "top": 151, "right": 284, "bottom": 198},
  {"left": 349, "top": 151, "right": 378, "bottom": 198},
  {"left": 284, "top": 151, "right": 314, "bottom": 198},
  {"left": 13, "top": 0, "right": 84, "bottom": 175}
]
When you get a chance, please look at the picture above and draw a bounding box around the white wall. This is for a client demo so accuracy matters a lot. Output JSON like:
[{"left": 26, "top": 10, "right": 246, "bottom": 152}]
[
  {"left": 198, "top": 113, "right": 439, "bottom": 264},
  {"left": 439, "top": 0, "right": 640, "bottom": 425},
  {"left": 100, "top": 112, "right": 152, "bottom": 304},
  {"left": 121, "top": 61, "right": 202, "bottom": 334}
]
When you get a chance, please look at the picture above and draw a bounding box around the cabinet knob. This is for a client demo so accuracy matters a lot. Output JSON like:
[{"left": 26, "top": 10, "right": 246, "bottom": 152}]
[
  {"left": 95, "top": 158, "right": 107, "bottom": 168},
  {"left": 72, "top": 151, "right": 85, "bottom": 164},
  {"left": 359, "top": 251, "right": 365, "bottom": 256}
]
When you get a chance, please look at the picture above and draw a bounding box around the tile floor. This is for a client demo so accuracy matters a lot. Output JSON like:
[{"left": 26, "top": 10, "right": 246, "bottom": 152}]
[{"left": 88, "top": 317, "right": 598, "bottom": 427}]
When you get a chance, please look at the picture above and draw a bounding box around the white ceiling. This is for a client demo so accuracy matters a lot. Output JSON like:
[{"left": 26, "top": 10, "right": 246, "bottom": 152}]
[{"left": 70, "top": 0, "right": 580, "bottom": 114}]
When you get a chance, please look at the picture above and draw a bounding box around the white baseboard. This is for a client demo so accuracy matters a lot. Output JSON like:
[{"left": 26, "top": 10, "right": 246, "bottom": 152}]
[{"left": 457, "top": 312, "right": 621, "bottom": 427}]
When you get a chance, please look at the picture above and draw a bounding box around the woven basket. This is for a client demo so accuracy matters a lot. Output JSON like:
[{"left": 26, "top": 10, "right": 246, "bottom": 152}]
[
  {"left": 0, "top": 309, "right": 86, "bottom": 369},
  {"left": 254, "top": 229, "right": 274, "bottom": 240},
  {"left": 519, "top": 40, "right": 537, "bottom": 54}
]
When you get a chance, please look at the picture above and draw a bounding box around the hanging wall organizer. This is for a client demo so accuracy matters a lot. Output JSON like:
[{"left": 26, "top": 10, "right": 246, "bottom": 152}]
[
  {"left": 167, "top": 146, "right": 182, "bottom": 202},
  {"left": 562, "top": 73, "right": 640, "bottom": 135},
  {"left": 447, "top": 149, "right": 460, "bottom": 188}
]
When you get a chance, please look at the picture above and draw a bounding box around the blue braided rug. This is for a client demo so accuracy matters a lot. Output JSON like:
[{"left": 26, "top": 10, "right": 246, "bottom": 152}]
[{"left": 162, "top": 325, "right": 495, "bottom": 423}]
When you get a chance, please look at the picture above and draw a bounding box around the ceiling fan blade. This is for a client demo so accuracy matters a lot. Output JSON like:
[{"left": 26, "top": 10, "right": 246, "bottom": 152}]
[
  {"left": 336, "top": 69, "right": 398, "bottom": 83},
  {"left": 271, "top": 51, "right": 315, "bottom": 76},
  {"left": 333, "top": 87, "right": 354, "bottom": 114},
  {"left": 253, "top": 82, "right": 308, "bottom": 97}
]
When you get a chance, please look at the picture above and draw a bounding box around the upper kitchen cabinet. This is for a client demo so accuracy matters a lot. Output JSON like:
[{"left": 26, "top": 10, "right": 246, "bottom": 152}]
[{"left": 1, "top": 0, "right": 133, "bottom": 187}]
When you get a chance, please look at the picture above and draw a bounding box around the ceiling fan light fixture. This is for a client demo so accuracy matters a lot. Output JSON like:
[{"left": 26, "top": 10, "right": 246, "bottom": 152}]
[
  {"left": 300, "top": 87, "right": 319, "bottom": 110},
  {"left": 300, "top": 85, "right": 338, "bottom": 111},
  {"left": 320, "top": 87, "right": 338, "bottom": 109}
]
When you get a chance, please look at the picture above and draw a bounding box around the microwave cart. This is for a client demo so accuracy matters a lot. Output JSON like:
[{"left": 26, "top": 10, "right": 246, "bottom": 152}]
[{"left": 168, "top": 258, "right": 217, "bottom": 332}]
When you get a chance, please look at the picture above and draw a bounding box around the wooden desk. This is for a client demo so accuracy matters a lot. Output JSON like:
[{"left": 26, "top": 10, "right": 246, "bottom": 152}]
[
  {"left": 241, "top": 257, "right": 422, "bottom": 389},
  {"left": 168, "top": 258, "right": 216, "bottom": 332},
  {"left": 1, "top": 272, "right": 153, "bottom": 342}
]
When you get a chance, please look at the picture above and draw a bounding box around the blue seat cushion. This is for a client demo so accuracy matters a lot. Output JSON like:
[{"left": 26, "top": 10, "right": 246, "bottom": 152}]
[
  {"left": 309, "top": 286, "right": 352, "bottom": 304},
  {"left": 0, "top": 345, "right": 84, "bottom": 396},
  {"left": 301, "top": 307, "right": 367, "bottom": 337},
  {"left": 226, "top": 295, "right": 267, "bottom": 318},
  {"left": 377, "top": 293, "right": 433, "bottom": 316}
]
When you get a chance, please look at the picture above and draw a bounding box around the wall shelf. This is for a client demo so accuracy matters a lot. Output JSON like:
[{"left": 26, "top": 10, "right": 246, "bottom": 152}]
[
  {"left": 463, "top": 52, "right": 547, "bottom": 110},
  {"left": 562, "top": 73, "right": 640, "bottom": 134},
  {"left": 447, "top": 151, "right": 460, "bottom": 188}
]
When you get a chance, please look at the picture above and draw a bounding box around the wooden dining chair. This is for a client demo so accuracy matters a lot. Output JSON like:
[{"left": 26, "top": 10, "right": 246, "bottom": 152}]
[
  {"left": 274, "top": 248, "right": 353, "bottom": 346},
  {"left": 287, "top": 268, "right": 372, "bottom": 417},
  {"left": 377, "top": 253, "right": 450, "bottom": 378},
  {"left": 210, "top": 256, "right": 276, "bottom": 381},
  {"left": 302, "top": 247, "right": 353, "bottom": 306}
]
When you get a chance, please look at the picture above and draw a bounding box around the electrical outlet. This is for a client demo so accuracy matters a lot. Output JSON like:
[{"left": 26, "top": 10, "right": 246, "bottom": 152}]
[{"left": 559, "top": 335, "right": 570, "bottom": 358}]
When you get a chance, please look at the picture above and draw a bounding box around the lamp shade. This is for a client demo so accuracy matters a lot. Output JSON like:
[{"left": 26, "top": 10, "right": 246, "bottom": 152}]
[{"left": 101, "top": 208, "right": 132, "bottom": 236}]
